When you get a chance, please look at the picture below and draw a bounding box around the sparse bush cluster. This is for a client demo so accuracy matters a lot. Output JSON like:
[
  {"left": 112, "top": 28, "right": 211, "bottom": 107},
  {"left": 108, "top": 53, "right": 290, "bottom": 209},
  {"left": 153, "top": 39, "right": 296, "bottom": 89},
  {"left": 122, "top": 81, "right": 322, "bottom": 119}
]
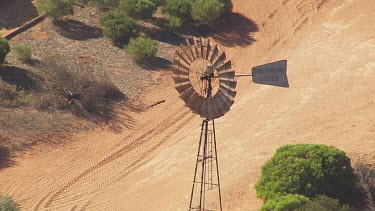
[
  {"left": 256, "top": 144, "right": 355, "bottom": 210},
  {"left": 37, "top": 56, "right": 125, "bottom": 120},
  {"left": 15, "top": 45, "right": 32, "bottom": 62},
  {"left": 124, "top": 37, "right": 157, "bottom": 62},
  {"left": 0, "top": 80, "right": 32, "bottom": 107},
  {"left": 37, "top": 0, "right": 75, "bottom": 19},
  {"left": 0, "top": 195, "right": 20, "bottom": 211},
  {"left": 0, "top": 38, "right": 10, "bottom": 65}
]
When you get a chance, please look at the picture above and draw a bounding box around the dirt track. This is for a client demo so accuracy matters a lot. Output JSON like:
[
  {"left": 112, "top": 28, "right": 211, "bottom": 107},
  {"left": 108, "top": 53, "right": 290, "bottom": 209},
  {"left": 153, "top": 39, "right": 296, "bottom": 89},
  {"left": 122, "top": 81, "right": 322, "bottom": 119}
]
[{"left": 1, "top": 0, "right": 375, "bottom": 210}]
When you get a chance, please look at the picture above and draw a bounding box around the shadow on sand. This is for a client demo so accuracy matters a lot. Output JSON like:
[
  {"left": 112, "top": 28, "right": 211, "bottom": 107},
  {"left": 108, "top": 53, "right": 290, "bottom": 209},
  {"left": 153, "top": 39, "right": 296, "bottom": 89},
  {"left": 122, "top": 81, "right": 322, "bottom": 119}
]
[
  {"left": 0, "top": 65, "right": 39, "bottom": 90},
  {"left": 54, "top": 18, "right": 103, "bottom": 41},
  {"left": 0, "top": 146, "right": 15, "bottom": 169},
  {"left": 0, "top": 0, "right": 38, "bottom": 31}
]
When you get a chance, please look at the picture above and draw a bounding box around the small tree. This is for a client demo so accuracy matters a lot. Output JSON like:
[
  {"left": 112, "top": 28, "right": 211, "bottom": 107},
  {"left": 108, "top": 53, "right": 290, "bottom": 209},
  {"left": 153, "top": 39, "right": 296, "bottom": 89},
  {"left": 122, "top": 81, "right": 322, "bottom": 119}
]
[
  {"left": 37, "top": 0, "right": 74, "bottom": 20},
  {"left": 191, "top": 0, "right": 224, "bottom": 24},
  {"left": 261, "top": 194, "right": 310, "bottom": 211},
  {"left": 99, "top": 10, "right": 139, "bottom": 45},
  {"left": 0, "top": 37, "right": 10, "bottom": 65},
  {"left": 124, "top": 37, "right": 158, "bottom": 62},
  {"left": 15, "top": 45, "right": 32, "bottom": 62},
  {"left": 163, "top": 15, "right": 182, "bottom": 32},
  {"left": 120, "top": 0, "right": 156, "bottom": 20},
  {"left": 88, "top": 0, "right": 120, "bottom": 11},
  {"left": 164, "top": 0, "right": 193, "bottom": 21},
  {"left": 218, "top": 0, "right": 233, "bottom": 15},
  {"left": 255, "top": 144, "right": 356, "bottom": 204},
  {"left": 297, "top": 195, "right": 352, "bottom": 211},
  {"left": 0, "top": 195, "right": 20, "bottom": 211}
]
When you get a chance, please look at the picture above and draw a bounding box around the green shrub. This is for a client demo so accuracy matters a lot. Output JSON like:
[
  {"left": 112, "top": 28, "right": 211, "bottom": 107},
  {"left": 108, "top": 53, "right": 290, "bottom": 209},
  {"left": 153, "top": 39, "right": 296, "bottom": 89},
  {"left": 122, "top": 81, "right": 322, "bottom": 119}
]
[
  {"left": 163, "top": 15, "right": 182, "bottom": 31},
  {"left": 0, "top": 195, "right": 19, "bottom": 211},
  {"left": 150, "top": 0, "right": 165, "bottom": 6},
  {"left": 15, "top": 45, "right": 32, "bottom": 62},
  {"left": 99, "top": 10, "right": 139, "bottom": 45},
  {"left": 0, "top": 80, "right": 32, "bottom": 107},
  {"left": 297, "top": 195, "right": 352, "bottom": 211},
  {"left": 255, "top": 144, "right": 356, "bottom": 203},
  {"left": 0, "top": 37, "right": 10, "bottom": 65},
  {"left": 124, "top": 37, "right": 158, "bottom": 62},
  {"left": 218, "top": 0, "right": 232, "bottom": 15},
  {"left": 164, "top": 0, "right": 193, "bottom": 21},
  {"left": 261, "top": 194, "right": 310, "bottom": 211},
  {"left": 88, "top": 0, "right": 120, "bottom": 10},
  {"left": 191, "top": 0, "right": 224, "bottom": 24},
  {"left": 120, "top": 0, "right": 156, "bottom": 20},
  {"left": 37, "top": 0, "right": 74, "bottom": 19}
]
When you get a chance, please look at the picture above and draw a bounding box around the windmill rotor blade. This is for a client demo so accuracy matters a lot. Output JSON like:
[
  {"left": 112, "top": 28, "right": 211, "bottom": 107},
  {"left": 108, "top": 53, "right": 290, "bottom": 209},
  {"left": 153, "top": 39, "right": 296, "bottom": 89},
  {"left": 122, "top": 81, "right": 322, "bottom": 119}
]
[
  {"left": 209, "top": 45, "right": 219, "bottom": 63},
  {"left": 193, "top": 37, "right": 200, "bottom": 58},
  {"left": 206, "top": 39, "right": 211, "bottom": 60},
  {"left": 179, "top": 44, "right": 193, "bottom": 62},
  {"left": 215, "top": 90, "right": 233, "bottom": 109},
  {"left": 171, "top": 66, "right": 189, "bottom": 76},
  {"left": 179, "top": 86, "right": 195, "bottom": 102},
  {"left": 185, "top": 38, "right": 196, "bottom": 60},
  {"left": 175, "top": 50, "right": 191, "bottom": 66},
  {"left": 217, "top": 61, "right": 231, "bottom": 73},
  {"left": 213, "top": 52, "right": 226, "bottom": 68},
  {"left": 200, "top": 37, "right": 205, "bottom": 59},
  {"left": 218, "top": 86, "right": 236, "bottom": 100},
  {"left": 175, "top": 82, "right": 191, "bottom": 94},
  {"left": 218, "top": 70, "right": 235, "bottom": 79},
  {"left": 173, "top": 58, "right": 190, "bottom": 71},
  {"left": 172, "top": 75, "right": 189, "bottom": 84},
  {"left": 219, "top": 79, "right": 237, "bottom": 89}
]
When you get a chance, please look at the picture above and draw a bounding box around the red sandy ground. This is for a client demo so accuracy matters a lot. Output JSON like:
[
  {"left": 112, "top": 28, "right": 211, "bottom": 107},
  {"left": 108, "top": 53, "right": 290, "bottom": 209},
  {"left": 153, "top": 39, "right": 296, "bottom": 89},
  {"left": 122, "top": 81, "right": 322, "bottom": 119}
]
[{"left": 0, "top": 0, "right": 374, "bottom": 210}]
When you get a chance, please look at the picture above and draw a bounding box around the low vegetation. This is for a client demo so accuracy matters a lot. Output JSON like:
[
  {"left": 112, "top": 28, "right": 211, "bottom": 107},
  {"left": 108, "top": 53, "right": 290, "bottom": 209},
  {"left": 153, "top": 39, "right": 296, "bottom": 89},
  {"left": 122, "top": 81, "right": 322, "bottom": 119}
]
[
  {"left": 0, "top": 80, "right": 32, "bottom": 107},
  {"left": 99, "top": 10, "right": 139, "bottom": 45},
  {"left": 260, "top": 194, "right": 310, "bottom": 211},
  {"left": 191, "top": 0, "right": 224, "bottom": 24},
  {"left": 37, "top": 0, "right": 75, "bottom": 20},
  {"left": 256, "top": 144, "right": 356, "bottom": 210},
  {"left": 297, "top": 195, "right": 351, "bottom": 211},
  {"left": 0, "top": 195, "right": 19, "bottom": 211},
  {"left": 37, "top": 56, "right": 125, "bottom": 120},
  {"left": 14, "top": 45, "right": 32, "bottom": 62},
  {"left": 88, "top": 0, "right": 120, "bottom": 11},
  {"left": 0, "top": 38, "right": 10, "bottom": 65},
  {"left": 120, "top": 0, "right": 157, "bottom": 20},
  {"left": 124, "top": 37, "right": 158, "bottom": 62},
  {"left": 163, "top": 15, "right": 182, "bottom": 31}
]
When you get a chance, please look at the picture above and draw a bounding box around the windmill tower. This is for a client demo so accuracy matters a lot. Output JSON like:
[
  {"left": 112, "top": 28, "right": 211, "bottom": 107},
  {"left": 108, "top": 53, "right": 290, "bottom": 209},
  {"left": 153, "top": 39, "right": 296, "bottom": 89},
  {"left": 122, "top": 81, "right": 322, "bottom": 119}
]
[{"left": 172, "top": 37, "right": 237, "bottom": 211}]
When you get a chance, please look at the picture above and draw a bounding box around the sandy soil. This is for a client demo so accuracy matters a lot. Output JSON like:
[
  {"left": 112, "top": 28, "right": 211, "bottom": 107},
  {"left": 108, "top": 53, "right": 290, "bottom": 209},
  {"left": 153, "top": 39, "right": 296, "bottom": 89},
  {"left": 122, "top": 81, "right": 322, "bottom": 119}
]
[{"left": 1, "top": 0, "right": 374, "bottom": 210}]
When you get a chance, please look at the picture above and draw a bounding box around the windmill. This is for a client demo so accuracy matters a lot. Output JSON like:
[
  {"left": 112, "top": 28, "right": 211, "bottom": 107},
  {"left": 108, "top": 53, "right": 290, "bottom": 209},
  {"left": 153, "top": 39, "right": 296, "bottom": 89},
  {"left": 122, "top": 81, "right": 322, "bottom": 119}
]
[{"left": 172, "top": 37, "right": 288, "bottom": 211}]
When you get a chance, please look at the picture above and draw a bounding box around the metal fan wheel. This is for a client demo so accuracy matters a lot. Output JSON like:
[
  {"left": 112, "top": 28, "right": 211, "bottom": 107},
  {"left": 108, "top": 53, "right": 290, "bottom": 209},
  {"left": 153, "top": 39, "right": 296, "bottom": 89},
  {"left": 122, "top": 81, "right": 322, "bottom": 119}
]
[{"left": 172, "top": 37, "right": 237, "bottom": 120}]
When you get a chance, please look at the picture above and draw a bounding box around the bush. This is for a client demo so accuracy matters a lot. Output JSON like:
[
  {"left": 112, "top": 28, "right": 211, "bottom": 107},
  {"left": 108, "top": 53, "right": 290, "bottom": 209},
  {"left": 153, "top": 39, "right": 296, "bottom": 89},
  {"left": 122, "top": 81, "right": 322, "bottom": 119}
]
[
  {"left": 38, "top": 56, "right": 125, "bottom": 120},
  {"left": 150, "top": 0, "right": 165, "bottom": 6},
  {"left": 297, "top": 195, "right": 352, "bottom": 211},
  {"left": 88, "top": 0, "right": 120, "bottom": 10},
  {"left": 0, "top": 37, "right": 10, "bottom": 65},
  {"left": 0, "top": 80, "right": 32, "bottom": 107},
  {"left": 164, "top": 0, "right": 193, "bottom": 21},
  {"left": 0, "top": 195, "right": 20, "bottom": 211},
  {"left": 218, "top": 0, "right": 232, "bottom": 15},
  {"left": 99, "top": 10, "right": 139, "bottom": 45},
  {"left": 261, "top": 194, "right": 310, "bottom": 211},
  {"left": 15, "top": 45, "right": 32, "bottom": 62},
  {"left": 124, "top": 37, "right": 157, "bottom": 62},
  {"left": 120, "top": 0, "right": 156, "bottom": 20},
  {"left": 37, "top": 0, "right": 74, "bottom": 19},
  {"left": 255, "top": 144, "right": 356, "bottom": 203},
  {"left": 191, "top": 0, "right": 224, "bottom": 24},
  {"left": 163, "top": 15, "right": 182, "bottom": 31}
]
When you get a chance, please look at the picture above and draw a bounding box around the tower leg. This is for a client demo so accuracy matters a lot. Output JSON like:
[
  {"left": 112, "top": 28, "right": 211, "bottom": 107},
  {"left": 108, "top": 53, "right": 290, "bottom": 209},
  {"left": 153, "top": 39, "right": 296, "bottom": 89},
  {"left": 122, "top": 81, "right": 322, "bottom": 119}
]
[{"left": 189, "top": 119, "right": 223, "bottom": 211}]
